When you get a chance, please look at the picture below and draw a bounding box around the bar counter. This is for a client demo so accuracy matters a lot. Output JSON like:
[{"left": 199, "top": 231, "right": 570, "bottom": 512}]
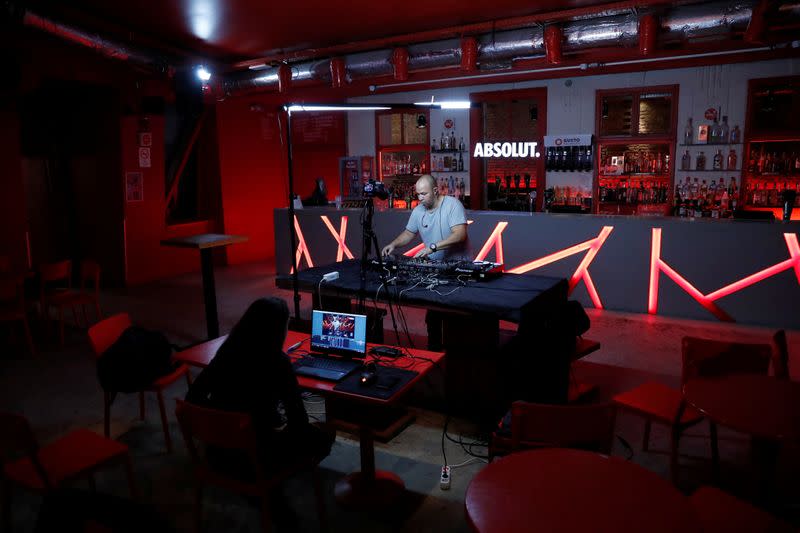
[{"left": 275, "top": 207, "right": 800, "bottom": 329}]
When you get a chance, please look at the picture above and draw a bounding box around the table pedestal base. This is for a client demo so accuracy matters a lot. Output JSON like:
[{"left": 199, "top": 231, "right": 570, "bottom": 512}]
[{"left": 334, "top": 471, "right": 405, "bottom": 509}]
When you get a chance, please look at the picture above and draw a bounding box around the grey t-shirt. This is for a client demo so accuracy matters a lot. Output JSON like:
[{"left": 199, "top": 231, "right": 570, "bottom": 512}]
[{"left": 406, "top": 195, "right": 470, "bottom": 260}]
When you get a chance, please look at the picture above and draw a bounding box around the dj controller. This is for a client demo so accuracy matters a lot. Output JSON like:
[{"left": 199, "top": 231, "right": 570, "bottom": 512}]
[{"left": 371, "top": 255, "right": 504, "bottom": 281}]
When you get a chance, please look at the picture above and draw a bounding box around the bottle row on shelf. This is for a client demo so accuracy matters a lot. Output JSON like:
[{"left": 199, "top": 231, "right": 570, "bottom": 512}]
[
  {"left": 599, "top": 179, "right": 671, "bottom": 205},
  {"left": 676, "top": 176, "right": 737, "bottom": 205},
  {"left": 746, "top": 151, "right": 800, "bottom": 175},
  {"left": 381, "top": 153, "right": 425, "bottom": 177},
  {"left": 743, "top": 180, "right": 800, "bottom": 207},
  {"left": 544, "top": 145, "right": 594, "bottom": 172},
  {"left": 489, "top": 174, "right": 536, "bottom": 191},
  {"left": 433, "top": 131, "right": 466, "bottom": 152},
  {"left": 679, "top": 149, "right": 738, "bottom": 172},
  {"left": 599, "top": 151, "right": 670, "bottom": 175},
  {"left": 674, "top": 197, "right": 736, "bottom": 219},
  {"left": 431, "top": 152, "right": 464, "bottom": 172},
  {"left": 683, "top": 110, "right": 742, "bottom": 145}
]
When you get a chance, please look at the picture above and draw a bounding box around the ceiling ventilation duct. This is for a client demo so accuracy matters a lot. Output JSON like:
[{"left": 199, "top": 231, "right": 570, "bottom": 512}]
[{"left": 222, "top": 0, "right": 764, "bottom": 96}]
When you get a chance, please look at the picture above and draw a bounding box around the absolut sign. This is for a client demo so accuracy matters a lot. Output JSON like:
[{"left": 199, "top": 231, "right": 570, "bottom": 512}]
[{"left": 473, "top": 142, "right": 540, "bottom": 158}]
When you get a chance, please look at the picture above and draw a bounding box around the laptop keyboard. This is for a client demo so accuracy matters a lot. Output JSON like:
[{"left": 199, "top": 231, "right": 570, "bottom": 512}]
[{"left": 293, "top": 354, "right": 360, "bottom": 381}]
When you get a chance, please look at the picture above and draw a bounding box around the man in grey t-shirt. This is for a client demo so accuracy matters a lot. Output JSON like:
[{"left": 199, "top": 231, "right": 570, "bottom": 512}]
[
  {"left": 381, "top": 174, "right": 470, "bottom": 351},
  {"left": 381, "top": 175, "right": 470, "bottom": 260}
]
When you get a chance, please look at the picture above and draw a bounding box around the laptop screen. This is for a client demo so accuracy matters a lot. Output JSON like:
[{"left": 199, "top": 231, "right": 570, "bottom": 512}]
[{"left": 310, "top": 310, "right": 368, "bottom": 358}]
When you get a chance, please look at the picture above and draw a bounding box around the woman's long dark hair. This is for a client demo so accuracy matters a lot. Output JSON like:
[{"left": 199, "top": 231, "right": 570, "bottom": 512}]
[{"left": 216, "top": 297, "right": 289, "bottom": 363}]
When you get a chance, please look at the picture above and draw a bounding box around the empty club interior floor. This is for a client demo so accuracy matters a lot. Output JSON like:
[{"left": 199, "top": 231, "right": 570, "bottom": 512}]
[{"left": 2, "top": 260, "right": 799, "bottom": 531}]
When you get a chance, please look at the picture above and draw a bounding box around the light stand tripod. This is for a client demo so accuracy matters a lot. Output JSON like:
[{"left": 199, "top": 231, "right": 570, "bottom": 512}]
[{"left": 358, "top": 197, "right": 383, "bottom": 314}]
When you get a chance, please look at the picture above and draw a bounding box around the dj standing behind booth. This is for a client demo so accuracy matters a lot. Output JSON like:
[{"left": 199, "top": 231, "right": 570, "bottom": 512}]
[
  {"left": 381, "top": 174, "right": 470, "bottom": 260},
  {"left": 381, "top": 174, "right": 470, "bottom": 350}
]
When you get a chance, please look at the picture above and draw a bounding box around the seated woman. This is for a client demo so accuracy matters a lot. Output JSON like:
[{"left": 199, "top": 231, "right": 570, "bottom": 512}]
[{"left": 186, "top": 297, "right": 335, "bottom": 478}]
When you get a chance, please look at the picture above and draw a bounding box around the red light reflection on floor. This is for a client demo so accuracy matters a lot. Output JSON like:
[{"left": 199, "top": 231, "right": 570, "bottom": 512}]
[
  {"left": 320, "top": 215, "right": 354, "bottom": 261},
  {"left": 648, "top": 229, "right": 800, "bottom": 321}
]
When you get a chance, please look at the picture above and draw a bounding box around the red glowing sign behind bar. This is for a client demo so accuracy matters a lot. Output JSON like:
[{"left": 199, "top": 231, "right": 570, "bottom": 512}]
[{"left": 648, "top": 228, "right": 800, "bottom": 321}]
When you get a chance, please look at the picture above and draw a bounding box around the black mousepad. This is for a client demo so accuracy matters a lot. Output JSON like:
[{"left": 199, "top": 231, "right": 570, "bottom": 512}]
[{"left": 333, "top": 365, "right": 419, "bottom": 400}]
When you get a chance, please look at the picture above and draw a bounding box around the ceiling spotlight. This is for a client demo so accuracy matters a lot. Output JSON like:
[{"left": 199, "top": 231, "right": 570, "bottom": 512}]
[
  {"left": 416, "top": 114, "right": 427, "bottom": 129},
  {"left": 196, "top": 65, "right": 212, "bottom": 82}
]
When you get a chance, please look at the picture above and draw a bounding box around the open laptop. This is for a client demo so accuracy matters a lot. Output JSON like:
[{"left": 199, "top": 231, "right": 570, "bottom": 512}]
[{"left": 293, "top": 310, "right": 367, "bottom": 381}]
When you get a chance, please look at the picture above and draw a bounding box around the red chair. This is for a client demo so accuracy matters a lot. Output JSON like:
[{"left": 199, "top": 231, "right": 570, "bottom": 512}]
[
  {"left": 490, "top": 401, "right": 617, "bottom": 460},
  {"left": 0, "top": 277, "right": 35, "bottom": 356},
  {"left": 88, "top": 313, "right": 191, "bottom": 453},
  {"left": 613, "top": 336, "right": 771, "bottom": 482},
  {"left": 772, "top": 330, "right": 789, "bottom": 380},
  {"left": 689, "top": 486, "right": 795, "bottom": 532},
  {"left": 38, "top": 259, "right": 72, "bottom": 345},
  {"left": 0, "top": 411, "right": 137, "bottom": 530},
  {"left": 175, "top": 399, "right": 328, "bottom": 533}
]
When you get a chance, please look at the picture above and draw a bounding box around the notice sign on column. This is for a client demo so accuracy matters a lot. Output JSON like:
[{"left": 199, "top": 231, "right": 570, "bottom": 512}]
[
  {"left": 138, "top": 147, "right": 152, "bottom": 168},
  {"left": 126, "top": 171, "right": 143, "bottom": 202}
]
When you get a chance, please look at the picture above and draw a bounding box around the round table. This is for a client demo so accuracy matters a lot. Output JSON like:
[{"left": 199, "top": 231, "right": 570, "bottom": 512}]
[
  {"left": 683, "top": 375, "right": 800, "bottom": 441},
  {"left": 465, "top": 448, "right": 699, "bottom": 533}
]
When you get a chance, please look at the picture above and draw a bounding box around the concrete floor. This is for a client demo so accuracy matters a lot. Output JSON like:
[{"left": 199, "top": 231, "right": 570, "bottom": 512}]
[{"left": 1, "top": 260, "right": 799, "bottom": 531}]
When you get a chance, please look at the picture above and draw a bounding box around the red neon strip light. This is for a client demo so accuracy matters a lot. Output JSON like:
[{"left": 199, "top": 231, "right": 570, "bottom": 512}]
[
  {"left": 475, "top": 222, "right": 509, "bottom": 264},
  {"left": 507, "top": 240, "right": 593, "bottom": 274},
  {"left": 568, "top": 227, "right": 613, "bottom": 290},
  {"left": 582, "top": 270, "right": 603, "bottom": 309},
  {"left": 289, "top": 215, "right": 313, "bottom": 274},
  {"left": 647, "top": 228, "right": 661, "bottom": 314},
  {"left": 785, "top": 233, "right": 800, "bottom": 285},
  {"left": 403, "top": 221, "right": 474, "bottom": 257},
  {"left": 320, "top": 215, "right": 354, "bottom": 261},
  {"left": 647, "top": 229, "right": 800, "bottom": 321}
]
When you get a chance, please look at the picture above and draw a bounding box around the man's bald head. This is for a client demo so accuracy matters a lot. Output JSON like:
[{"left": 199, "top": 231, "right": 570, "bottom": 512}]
[{"left": 415, "top": 174, "right": 438, "bottom": 209}]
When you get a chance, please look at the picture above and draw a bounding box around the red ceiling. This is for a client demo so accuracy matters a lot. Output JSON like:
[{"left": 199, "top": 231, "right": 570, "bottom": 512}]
[{"left": 26, "top": 0, "right": 637, "bottom": 63}]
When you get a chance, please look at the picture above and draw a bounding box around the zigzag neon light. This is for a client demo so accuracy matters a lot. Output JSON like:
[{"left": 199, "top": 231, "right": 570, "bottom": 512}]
[
  {"left": 289, "top": 215, "right": 313, "bottom": 274},
  {"left": 505, "top": 226, "right": 614, "bottom": 309},
  {"left": 320, "top": 215, "right": 354, "bottom": 261},
  {"left": 404, "top": 220, "right": 475, "bottom": 257},
  {"left": 648, "top": 229, "right": 800, "bottom": 321}
]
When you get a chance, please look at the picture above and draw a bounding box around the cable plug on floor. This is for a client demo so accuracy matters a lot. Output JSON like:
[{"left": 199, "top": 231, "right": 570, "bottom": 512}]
[{"left": 440, "top": 465, "right": 451, "bottom": 490}]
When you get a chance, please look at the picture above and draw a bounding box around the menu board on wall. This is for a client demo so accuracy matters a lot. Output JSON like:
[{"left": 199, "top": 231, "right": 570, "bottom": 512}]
[{"left": 291, "top": 112, "right": 345, "bottom": 145}]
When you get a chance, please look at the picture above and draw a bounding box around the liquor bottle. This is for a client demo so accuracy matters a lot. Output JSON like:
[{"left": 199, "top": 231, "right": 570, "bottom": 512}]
[
  {"left": 440, "top": 132, "right": 446, "bottom": 151},
  {"left": 713, "top": 150, "right": 723, "bottom": 170},
  {"left": 459, "top": 137, "right": 465, "bottom": 151},
  {"left": 700, "top": 179, "right": 708, "bottom": 199},
  {"left": 696, "top": 151, "right": 706, "bottom": 170},
  {"left": 708, "top": 179, "right": 717, "bottom": 201},
  {"left": 684, "top": 117, "right": 694, "bottom": 145},
  {"left": 585, "top": 144, "right": 593, "bottom": 171},
  {"left": 458, "top": 177, "right": 466, "bottom": 197},
  {"left": 727, "top": 149, "right": 737, "bottom": 171},
  {"left": 681, "top": 150, "right": 691, "bottom": 171},
  {"left": 728, "top": 176, "right": 738, "bottom": 198},
  {"left": 432, "top": 140, "right": 437, "bottom": 152},
  {"left": 730, "top": 125, "right": 741, "bottom": 143},
  {"left": 450, "top": 131, "right": 456, "bottom": 150},
  {"left": 709, "top": 117, "right": 719, "bottom": 143},
  {"left": 720, "top": 116, "right": 730, "bottom": 144},
  {"left": 690, "top": 177, "right": 700, "bottom": 199},
  {"left": 457, "top": 152, "right": 464, "bottom": 171}
]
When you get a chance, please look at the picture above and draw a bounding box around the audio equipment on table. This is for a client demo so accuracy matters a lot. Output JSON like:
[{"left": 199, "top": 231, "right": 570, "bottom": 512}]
[{"left": 371, "top": 256, "right": 503, "bottom": 280}]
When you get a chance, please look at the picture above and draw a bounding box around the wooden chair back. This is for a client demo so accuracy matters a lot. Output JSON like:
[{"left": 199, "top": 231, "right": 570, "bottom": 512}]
[{"left": 510, "top": 401, "right": 617, "bottom": 454}]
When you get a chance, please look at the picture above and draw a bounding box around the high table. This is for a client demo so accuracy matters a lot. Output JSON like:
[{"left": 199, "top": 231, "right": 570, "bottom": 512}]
[
  {"left": 160, "top": 233, "right": 247, "bottom": 339},
  {"left": 465, "top": 448, "right": 700, "bottom": 533},
  {"left": 174, "top": 330, "right": 445, "bottom": 509}
]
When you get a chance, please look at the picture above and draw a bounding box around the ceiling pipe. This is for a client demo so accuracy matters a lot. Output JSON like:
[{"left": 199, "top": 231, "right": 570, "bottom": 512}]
[
  {"left": 277, "top": 63, "right": 292, "bottom": 93},
  {"left": 20, "top": 8, "right": 177, "bottom": 74},
  {"left": 330, "top": 57, "right": 346, "bottom": 88},
  {"left": 744, "top": 0, "right": 769, "bottom": 43},
  {"left": 222, "top": 0, "right": 767, "bottom": 97}
]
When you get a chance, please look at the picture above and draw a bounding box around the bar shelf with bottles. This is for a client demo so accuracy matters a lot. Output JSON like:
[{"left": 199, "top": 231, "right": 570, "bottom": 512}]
[
  {"left": 487, "top": 173, "right": 538, "bottom": 212},
  {"left": 596, "top": 142, "right": 673, "bottom": 216},
  {"left": 742, "top": 140, "right": 800, "bottom": 208}
]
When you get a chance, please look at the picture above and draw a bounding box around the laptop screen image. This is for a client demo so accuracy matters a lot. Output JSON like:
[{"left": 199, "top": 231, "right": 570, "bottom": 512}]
[{"left": 310, "top": 310, "right": 368, "bottom": 358}]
